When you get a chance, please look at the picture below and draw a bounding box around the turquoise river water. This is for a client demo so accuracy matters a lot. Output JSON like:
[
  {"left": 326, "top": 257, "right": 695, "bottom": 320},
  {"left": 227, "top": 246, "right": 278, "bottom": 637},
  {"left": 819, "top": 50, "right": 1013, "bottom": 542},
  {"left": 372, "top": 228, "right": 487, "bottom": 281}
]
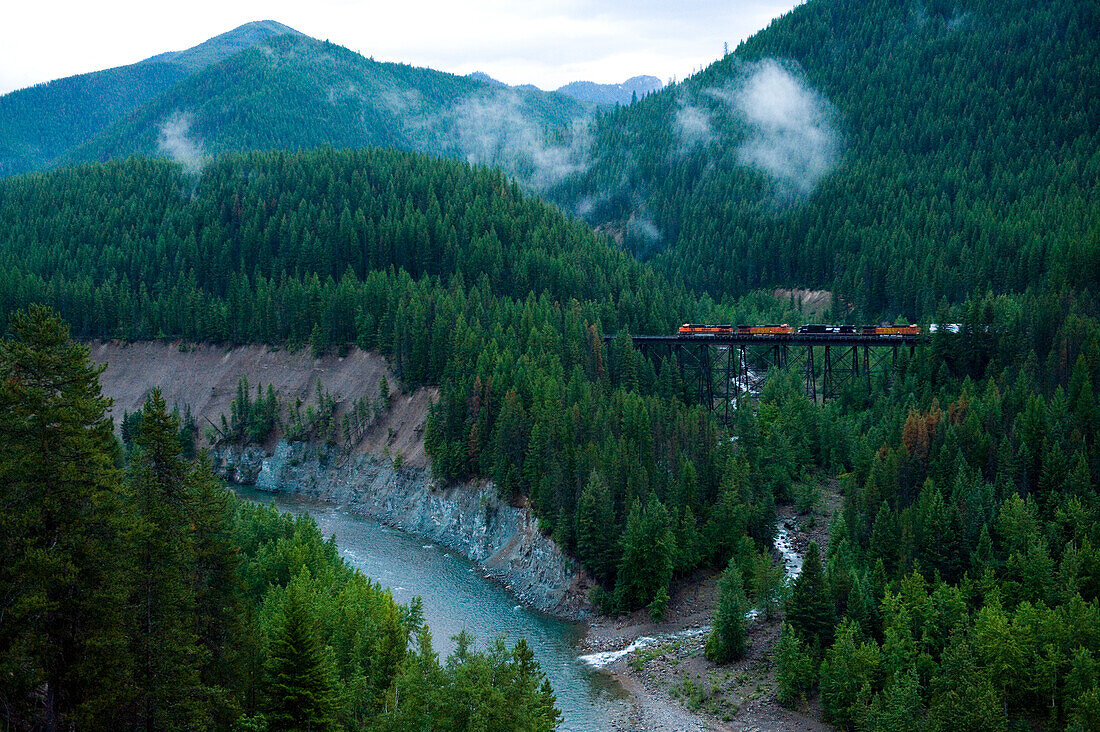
[{"left": 235, "top": 486, "right": 630, "bottom": 731}]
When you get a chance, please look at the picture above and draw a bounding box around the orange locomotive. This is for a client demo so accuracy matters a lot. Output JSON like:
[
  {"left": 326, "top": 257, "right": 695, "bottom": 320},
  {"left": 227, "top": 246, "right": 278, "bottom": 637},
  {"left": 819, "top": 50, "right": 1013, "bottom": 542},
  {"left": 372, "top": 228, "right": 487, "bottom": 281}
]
[
  {"left": 678, "top": 323, "right": 734, "bottom": 335},
  {"left": 862, "top": 324, "right": 920, "bottom": 336},
  {"left": 736, "top": 324, "right": 794, "bottom": 335}
]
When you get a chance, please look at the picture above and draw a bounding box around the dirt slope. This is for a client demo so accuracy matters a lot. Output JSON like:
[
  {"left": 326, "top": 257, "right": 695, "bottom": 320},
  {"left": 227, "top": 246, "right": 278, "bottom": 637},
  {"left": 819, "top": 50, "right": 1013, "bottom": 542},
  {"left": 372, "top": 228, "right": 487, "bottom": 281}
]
[{"left": 89, "top": 341, "right": 435, "bottom": 466}]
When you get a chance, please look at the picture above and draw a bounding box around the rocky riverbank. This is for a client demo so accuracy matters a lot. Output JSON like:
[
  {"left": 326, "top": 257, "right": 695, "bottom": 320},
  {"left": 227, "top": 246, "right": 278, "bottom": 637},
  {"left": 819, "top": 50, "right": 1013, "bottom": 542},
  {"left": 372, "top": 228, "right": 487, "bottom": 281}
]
[
  {"left": 213, "top": 441, "right": 593, "bottom": 620},
  {"left": 576, "top": 489, "right": 842, "bottom": 731}
]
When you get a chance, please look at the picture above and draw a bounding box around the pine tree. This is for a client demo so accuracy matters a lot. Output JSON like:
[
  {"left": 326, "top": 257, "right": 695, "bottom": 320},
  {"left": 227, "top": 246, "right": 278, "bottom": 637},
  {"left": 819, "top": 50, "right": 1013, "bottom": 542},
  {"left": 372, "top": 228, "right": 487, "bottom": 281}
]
[
  {"left": 865, "top": 668, "right": 926, "bottom": 732},
  {"left": 263, "top": 569, "right": 339, "bottom": 732},
  {"left": 786, "top": 541, "right": 835, "bottom": 648},
  {"left": 189, "top": 452, "right": 244, "bottom": 720},
  {"left": 775, "top": 623, "right": 816, "bottom": 707},
  {"left": 576, "top": 471, "right": 618, "bottom": 583},
  {"left": 705, "top": 560, "right": 749, "bottom": 663},
  {"left": 751, "top": 550, "right": 787, "bottom": 621},
  {"left": 615, "top": 494, "right": 677, "bottom": 611},
  {"left": 819, "top": 618, "right": 882, "bottom": 727},
  {"left": 128, "top": 389, "right": 208, "bottom": 729}
]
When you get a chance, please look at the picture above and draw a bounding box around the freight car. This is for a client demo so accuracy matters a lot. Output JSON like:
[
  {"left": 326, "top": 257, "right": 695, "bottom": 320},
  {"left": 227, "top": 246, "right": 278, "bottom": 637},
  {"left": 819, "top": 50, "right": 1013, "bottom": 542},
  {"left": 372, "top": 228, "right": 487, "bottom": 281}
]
[
  {"left": 674, "top": 323, "right": 923, "bottom": 337},
  {"left": 798, "top": 324, "right": 859, "bottom": 334}
]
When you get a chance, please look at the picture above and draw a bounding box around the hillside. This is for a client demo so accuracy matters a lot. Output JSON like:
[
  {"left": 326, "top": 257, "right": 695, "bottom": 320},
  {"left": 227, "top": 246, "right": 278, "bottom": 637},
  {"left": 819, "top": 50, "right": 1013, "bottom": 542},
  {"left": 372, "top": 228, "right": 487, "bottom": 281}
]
[
  {"left": 138, "top": 19, "right": 303, "bottom": 71},
  {"left": 3, "top": 4, "right": 1100, "bottom": 729},
  {"left": 554, "top": 0, "right": 1099, "bottom": 316},
  {"left": 0, "top": 21, "right": 296, "bottom": 177}
]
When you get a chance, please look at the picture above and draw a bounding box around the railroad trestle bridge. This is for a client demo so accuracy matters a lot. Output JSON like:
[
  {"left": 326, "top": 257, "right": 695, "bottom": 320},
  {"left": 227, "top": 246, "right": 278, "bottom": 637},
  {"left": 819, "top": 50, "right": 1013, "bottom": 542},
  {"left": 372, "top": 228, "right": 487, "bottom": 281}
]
[{"left": 605, "top": 332, "right": 921, "bottom": 423}]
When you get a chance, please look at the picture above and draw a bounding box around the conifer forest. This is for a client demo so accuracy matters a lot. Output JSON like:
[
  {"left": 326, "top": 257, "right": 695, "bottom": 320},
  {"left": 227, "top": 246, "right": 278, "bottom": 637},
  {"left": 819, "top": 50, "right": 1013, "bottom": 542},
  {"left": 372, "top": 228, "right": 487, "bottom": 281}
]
[{"left": 1, "top": 0, "right": 1098, "bottom": 729}]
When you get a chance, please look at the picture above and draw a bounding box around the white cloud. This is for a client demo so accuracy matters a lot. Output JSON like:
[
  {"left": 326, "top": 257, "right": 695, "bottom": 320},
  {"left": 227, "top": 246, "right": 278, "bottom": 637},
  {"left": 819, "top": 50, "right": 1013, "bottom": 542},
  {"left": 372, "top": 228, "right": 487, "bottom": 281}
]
[
  {"left": 706, "top": 59, "right": 841, "bottom": 196},
  {"left": 157, "top": 111, "right": 207, "bottom": 175},
  {"left": 392, "top": 88, "right": 594, "bottom": 190},
  {"left": 675, "top": 102, "right": 713, "bottom": 147}
]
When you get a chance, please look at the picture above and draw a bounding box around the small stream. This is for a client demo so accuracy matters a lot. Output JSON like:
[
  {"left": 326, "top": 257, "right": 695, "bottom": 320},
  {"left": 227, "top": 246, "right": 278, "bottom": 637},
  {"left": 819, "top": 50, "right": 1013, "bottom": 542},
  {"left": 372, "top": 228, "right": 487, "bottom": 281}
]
[
  {"left": 234, "top": 486, "right": 631, "bottom": 731},
  {"left": 578, "top": 517, "right": 805, "bottom": 669}
]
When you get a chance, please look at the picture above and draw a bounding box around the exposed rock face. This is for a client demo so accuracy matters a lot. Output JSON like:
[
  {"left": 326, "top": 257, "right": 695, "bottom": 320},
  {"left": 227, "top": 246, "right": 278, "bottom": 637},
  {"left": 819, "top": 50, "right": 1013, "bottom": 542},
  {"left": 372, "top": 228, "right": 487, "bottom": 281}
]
[{"left": 214, "top": 441, "right": 592, "bottom": 620}]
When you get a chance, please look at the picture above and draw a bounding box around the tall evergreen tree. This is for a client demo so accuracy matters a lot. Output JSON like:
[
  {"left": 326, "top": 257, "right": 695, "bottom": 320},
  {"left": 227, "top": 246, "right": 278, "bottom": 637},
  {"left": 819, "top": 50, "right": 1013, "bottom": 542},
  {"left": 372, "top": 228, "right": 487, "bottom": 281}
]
[
  {"left": 705, "top": 559, "right": 750, "bottom": 663},
  {"left": 263, "top": 569, "right": 339, "bottom": 732},
  {"left": 786, "top": 541, "right": 835, "bottom": 649},
  {"left": 575, "top": 471, "right": 618, "bottom": 583},
  {"left": 128, "top": 389, "right": 208, "bottom": 729},
  {"left": 615, "top": 493, "right": 677, "bottom": 611},
  {"left": 0, "top": 306, "right": 130, "bottom": 728}
]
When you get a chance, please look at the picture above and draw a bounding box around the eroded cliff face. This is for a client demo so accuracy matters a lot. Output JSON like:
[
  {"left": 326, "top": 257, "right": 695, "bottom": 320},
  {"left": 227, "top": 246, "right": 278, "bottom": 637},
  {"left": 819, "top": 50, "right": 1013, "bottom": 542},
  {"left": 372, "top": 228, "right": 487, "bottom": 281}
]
[
  {"left": 214, "top": 441, "right": 592, "bottom": 620},
  {"left": 91, "top": 341, "right": 592, "bottom": 620}
]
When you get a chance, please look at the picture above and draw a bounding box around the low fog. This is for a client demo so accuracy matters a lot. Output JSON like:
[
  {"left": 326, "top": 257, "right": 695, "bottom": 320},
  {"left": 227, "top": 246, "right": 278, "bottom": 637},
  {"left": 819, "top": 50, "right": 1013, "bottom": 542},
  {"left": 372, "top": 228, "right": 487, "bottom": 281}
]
[{"left": 157, "top": 112, "right": 208, "bottom": 176}]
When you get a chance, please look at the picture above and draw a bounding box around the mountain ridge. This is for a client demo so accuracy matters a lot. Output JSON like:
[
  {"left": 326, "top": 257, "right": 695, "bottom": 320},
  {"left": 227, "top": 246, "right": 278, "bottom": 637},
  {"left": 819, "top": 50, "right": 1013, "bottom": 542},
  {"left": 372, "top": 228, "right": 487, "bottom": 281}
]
[
  {"left": 1, "top": 21, "right": 589, "bottom": 182},
  {"left": 465, "top": 71, "right": 664, "bottom": 105},
  {"left": 138, "top": 19, "right": 304, "bottom": 70},
  {"left": 0, "top": 20, "right": 306, "bottom": 176}
]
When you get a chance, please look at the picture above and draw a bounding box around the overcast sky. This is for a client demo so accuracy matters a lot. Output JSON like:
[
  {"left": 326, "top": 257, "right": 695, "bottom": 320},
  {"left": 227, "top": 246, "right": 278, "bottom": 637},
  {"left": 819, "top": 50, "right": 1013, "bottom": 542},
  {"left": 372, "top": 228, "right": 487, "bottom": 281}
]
[{"left": 1, "top": 0, "right": 804, "bottom": 96}]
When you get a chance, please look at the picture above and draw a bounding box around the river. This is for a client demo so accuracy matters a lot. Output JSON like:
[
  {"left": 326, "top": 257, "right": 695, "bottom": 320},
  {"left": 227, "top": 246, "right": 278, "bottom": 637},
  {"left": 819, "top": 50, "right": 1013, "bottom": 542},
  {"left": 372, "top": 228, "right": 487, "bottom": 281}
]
[{"left": 234, "top": 486, "right": 630, "bottom": 731}]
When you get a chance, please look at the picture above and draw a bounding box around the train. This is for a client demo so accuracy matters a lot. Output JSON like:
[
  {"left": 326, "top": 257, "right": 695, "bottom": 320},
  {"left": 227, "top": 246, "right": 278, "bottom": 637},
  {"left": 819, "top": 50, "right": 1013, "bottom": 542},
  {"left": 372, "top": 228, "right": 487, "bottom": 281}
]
[
  {"left": 676, "top": 324, "right": 794, "bottom": 335},
  {"left": 677, "top": 323, "right": 921, "bottom": 336}
]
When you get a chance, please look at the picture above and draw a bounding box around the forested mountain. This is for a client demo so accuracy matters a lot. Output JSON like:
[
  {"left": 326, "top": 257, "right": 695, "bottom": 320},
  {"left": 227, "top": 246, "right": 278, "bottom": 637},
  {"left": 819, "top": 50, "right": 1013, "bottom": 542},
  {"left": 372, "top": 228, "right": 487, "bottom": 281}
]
[
  {"left": 554, "top": 0, "right": 1099, "bottom": 316},
  {"left": 5, "top": 145, "right": 1099, "bottom": 729},
  {"left": 0, "top": 21, "right": 297, "bottom": 177},
  {"left": 138, "top": 19, "right": 303, "bottom": 71},
  {"left": 2, "top": 23, "right": 590, "bottom": 188}
]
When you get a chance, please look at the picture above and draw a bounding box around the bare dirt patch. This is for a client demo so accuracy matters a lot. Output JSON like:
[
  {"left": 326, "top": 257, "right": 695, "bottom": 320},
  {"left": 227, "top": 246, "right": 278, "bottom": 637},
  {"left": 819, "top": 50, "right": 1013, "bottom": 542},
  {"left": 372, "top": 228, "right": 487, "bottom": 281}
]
[
  {"left": 773, "top": 289, "right": 834, "bottom": 319},
  {"left": 89, "top": 340, "right": 434, "bottom": 467}
]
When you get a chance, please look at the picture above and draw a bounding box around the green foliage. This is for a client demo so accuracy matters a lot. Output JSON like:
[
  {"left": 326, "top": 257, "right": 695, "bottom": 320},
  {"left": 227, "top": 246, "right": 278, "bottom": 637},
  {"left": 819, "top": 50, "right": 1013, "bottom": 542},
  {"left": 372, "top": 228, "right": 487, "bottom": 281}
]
[
  {"left": 819, "top": 619, "right": 882, "bottom": 728},
  {"left": 263, "top": 569, "right": 340, "bottom": 731},
  {"left": 749, "top": 550, "right": 786, "bottom": 621},
  {"left": 775, "top": 623, "right": 816, "bottom": 707},
  {"left": 648, "top": 586, "right": 670, "bottom": 623},
  {"left": 0, "top": 305, "right": 129, "bottom": 727},
  {"left": 374, "top": 630, "right": 561, "bottom": 732},
  {"left": 863, "top": 669, "right": 925, "bottom": 732},
  {"left": 615, "top": 493, "right": 677, "bottom": 611},
  {"left": 229, "top": 376, "right": 281, "bottom": 444},
  {"left": 575, "top": 471, "right": 618, "bottom": 584},
  {"left": 284, "top": 380, "right": 342, "bottom": 444},
  {"left": 128, "top": 389, "right": 210, "bottom": 728},
  {"left": 705, "top": 560, "right": 749, "bottom": 663},
  {"left": 786, "top": 541, "right": 835, "bottom": 648}
]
